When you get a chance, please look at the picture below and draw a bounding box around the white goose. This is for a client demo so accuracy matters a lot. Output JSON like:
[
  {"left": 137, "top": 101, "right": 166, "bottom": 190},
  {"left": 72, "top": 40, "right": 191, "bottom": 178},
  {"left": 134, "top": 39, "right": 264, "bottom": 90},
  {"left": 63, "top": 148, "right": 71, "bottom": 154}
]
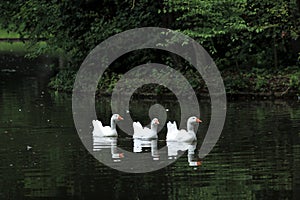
[
  {"left": 133, "top": 118, "right": 160, "bottom": 139},
  {"left": 166, "top": 116, "right": 202, "bottom": 142},
  {"left": 92, "top": 114, "right": 123, "bottom": 137}
]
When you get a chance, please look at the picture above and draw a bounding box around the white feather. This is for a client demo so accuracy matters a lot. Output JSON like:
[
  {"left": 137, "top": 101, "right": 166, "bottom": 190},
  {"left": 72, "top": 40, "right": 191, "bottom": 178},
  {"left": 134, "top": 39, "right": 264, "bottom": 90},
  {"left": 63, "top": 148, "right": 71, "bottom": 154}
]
[
  {"left": 92, "top": 120, "right": 104, "bottom": 137},
  {"left": 166, "top": 119, "right": 197, "bottom": 142},
  {"left": 133, "top": 120, "right": 158, "bottom": 139},
  {"left": 92, "top": 117, "right": 118, "bottom": 137}
]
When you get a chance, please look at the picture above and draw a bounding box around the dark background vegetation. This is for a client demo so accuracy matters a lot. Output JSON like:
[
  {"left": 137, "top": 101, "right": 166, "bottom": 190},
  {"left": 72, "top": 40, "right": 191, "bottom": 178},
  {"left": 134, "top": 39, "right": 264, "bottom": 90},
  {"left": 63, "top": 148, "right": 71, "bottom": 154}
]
[{"left": 0, "top": 0, "right": 300, "bottom": 97}]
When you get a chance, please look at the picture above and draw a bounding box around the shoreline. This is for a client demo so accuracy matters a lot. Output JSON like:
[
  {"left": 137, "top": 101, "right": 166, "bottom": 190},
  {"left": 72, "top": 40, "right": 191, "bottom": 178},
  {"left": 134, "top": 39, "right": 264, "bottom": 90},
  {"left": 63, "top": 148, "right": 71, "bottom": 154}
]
[
  {"left": 66, "top": 89, "right": 300, "bottom": 101},
  {"left": 48, "top": 66, "right": 300, "bottom": 101}
]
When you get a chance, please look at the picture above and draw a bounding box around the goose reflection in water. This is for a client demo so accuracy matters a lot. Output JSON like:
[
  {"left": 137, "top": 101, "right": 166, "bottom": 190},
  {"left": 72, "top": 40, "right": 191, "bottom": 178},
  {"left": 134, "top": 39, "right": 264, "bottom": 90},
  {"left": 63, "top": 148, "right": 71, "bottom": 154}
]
[
  {"left": 92, "top": 137, "right": 201, "bottom": 167},
  {"left": 133, "top": 138, "right": 159, "bottom": 160},
  {"left": 167, "top": 141, "right": 202, "bottom": 167},
  {"left": 93, "top": 136, "right": 124, "bottom": 162}
]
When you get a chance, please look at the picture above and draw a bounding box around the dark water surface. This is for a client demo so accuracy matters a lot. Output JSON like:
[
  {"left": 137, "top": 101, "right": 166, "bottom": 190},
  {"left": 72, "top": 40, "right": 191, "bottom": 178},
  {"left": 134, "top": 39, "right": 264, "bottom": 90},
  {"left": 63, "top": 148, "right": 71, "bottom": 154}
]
[{"left": 0, "top": 55, "right": 300, "bottom": 199}]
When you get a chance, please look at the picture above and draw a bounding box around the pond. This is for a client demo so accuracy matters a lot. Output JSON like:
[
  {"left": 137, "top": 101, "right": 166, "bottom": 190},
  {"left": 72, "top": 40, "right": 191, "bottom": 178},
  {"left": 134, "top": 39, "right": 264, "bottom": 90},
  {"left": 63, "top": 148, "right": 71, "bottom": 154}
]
[{"left": 0, "top": 54, "right": 300, "bottom": 199}]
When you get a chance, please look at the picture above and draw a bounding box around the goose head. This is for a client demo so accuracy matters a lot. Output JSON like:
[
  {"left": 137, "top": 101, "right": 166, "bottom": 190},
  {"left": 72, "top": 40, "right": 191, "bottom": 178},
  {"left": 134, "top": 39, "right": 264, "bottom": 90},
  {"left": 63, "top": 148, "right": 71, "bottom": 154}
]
[
  {"left": 110, "top": 114, "right": 124, "bottom": 132},
  {"left": 150, "top": 118, "right": 160, "bottom": 131},
  {"left": 111, "top": 114, "right": 124, "bottom": 122},
  {"left": 188, "top": 116, "right": 202, "bottom": 124},
  {"left": 187, "top": 116, "right": 202, "bottom": 132},
  {"left": 151, "top": 118, "right": 160, "bottom": 125}
]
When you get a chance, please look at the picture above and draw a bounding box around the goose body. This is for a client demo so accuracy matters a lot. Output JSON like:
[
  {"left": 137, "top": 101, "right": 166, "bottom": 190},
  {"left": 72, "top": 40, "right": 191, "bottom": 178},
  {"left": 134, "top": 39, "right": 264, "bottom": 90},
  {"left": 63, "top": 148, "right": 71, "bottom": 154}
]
[
  {"left": 133, "top": 118, "right": 159, "bottom": 139},
  {"left": 92, "top": 114, "right": 123, "bottom": 137},
  {"left": 166, "top": 116, "right": 202, "bottom": 142}
]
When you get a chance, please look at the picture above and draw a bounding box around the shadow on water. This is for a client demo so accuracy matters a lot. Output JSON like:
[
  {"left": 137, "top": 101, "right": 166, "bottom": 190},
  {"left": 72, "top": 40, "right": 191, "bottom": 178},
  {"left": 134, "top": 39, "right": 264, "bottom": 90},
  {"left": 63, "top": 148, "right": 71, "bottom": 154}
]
[{"left": 0, "top": 53, "right": 300, "bottom": 199}]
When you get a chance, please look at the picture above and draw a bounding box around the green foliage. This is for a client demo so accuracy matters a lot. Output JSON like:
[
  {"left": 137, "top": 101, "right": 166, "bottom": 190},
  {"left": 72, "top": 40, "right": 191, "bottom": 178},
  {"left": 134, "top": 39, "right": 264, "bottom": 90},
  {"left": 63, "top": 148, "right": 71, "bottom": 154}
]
[
  {"left": 163, "top": 0, "right": 300, "bottom": 68},
  {"left": 48, "top": 70, "right": 122, "bottom": 94},
  {"left": 223, "top": 73, "right": 250, "bottom": 93},
  {"left": 0, "top": 0, "right": 162, "bottom": 68},
  {"left": 255, "top": 75, "right": 268, "bottom": 92},
  {"left": 1, "top": 0, "right": 299, "bottom": 97},
  {"left": 1, "top": 0, "right": 299, "bottom": 70},
  {"left": 98, "top": 72, "right": 122, "bottom": 93},
  {"left": 221, "top": 67, "right": 298, "bottom": 95},
  {"left": 48, "top": 70, "right": 77, "bottom": 92},
  {"left": 289, "top": 71, "right": 300, "bottom": 92}
]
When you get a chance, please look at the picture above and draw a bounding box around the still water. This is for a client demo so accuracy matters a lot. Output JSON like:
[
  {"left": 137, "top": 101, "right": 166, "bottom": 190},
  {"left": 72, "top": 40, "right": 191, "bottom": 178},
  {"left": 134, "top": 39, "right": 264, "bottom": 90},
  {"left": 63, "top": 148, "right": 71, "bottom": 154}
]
[{"left": 0, "top": 54, "right": 300, "bottom": 199}]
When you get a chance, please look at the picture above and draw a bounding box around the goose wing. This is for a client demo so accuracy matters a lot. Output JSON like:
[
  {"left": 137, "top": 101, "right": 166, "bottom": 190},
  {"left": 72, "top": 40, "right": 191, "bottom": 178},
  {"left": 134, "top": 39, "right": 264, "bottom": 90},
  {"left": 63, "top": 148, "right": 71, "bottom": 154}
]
[
  {"left": 92, "top": 120, "right": 104, "bottom": 136},
  {"left": 133, "top": 122, "right": 144, "bottom": 136},
  {"left": 166, "top": 121, "right": 179, "bottom": 141}
]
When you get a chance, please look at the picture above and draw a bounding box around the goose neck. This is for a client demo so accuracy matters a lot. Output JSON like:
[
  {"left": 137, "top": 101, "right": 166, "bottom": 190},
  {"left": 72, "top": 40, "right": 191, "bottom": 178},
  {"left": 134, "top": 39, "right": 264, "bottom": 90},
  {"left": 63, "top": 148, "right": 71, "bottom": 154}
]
[
  {"left": 187, "top": 122, "right": 195, "bottom": 133},
  {"left": 151, "top": 123, "right": 158, "bottom": 132},
  {"left": 111, "top": 118, "right": 116, "bottom": 131}
]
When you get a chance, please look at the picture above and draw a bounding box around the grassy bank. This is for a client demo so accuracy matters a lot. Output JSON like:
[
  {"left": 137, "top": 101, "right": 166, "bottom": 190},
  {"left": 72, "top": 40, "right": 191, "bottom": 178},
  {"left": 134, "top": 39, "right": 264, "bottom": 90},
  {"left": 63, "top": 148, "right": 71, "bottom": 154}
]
[
  {"left": 0, "top": 41, "right": 28, "bottom": 53},
  {"left": 0, "top": 29, "right": 26, "bottom": 53},
  {"left": 0, "top": 29, "right": 59, "bottom": 56},
  {"left": 0, "top": 29, "right": 20, "bottom": 38}
]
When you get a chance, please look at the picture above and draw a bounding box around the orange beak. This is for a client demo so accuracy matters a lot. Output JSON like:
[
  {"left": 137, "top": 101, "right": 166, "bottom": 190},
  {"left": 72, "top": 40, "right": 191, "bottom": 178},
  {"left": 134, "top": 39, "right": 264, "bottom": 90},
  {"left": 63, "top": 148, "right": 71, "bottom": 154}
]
[
  {"left": 196, "top": 118, "right": 202, "bottom": 123},
  {"left": 118, "top": 115, "right": 124, "bottom": 120}
]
